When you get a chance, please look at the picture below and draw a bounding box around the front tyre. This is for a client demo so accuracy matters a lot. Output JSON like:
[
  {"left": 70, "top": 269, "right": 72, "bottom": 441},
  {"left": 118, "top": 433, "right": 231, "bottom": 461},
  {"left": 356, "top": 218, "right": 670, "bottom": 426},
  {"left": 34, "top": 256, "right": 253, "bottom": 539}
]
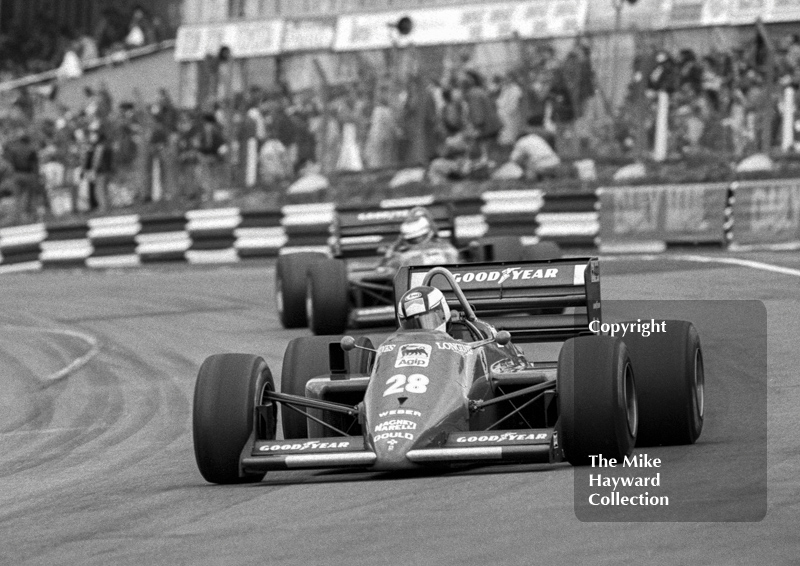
[
  {"left": 558, "top": 336, "right": 637, "bottom": 466},
  {"left": 193, "top": 354, "right": 275, "bottom": 484}
]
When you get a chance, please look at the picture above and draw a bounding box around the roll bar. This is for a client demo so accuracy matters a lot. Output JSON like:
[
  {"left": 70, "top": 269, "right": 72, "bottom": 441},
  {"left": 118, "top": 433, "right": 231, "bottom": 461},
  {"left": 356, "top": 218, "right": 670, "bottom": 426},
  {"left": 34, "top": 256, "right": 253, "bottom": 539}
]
[{"left": 422, "top": 267, "right": 477, "bottom": 322}]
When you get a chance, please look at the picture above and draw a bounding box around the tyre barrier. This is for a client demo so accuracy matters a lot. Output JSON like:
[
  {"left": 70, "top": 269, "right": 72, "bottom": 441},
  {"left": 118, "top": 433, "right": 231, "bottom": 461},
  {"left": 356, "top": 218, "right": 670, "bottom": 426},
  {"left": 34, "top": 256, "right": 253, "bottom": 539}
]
[
  {"left": 0, "top": 207, "right": 285, "bottom": 273},
  {"left": 2, "top": 178, "right": 796, "bottom": 273},
  {"left": 0, "top": 223, "right": 47, "bottom": 273}
]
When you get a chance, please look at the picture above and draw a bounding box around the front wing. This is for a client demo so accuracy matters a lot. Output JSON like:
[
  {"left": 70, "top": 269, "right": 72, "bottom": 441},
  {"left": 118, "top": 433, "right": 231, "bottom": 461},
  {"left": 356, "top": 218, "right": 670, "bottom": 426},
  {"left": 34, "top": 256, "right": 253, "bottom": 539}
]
[{"left": 241, "top": 429, "right": 560, "bottom": 473}]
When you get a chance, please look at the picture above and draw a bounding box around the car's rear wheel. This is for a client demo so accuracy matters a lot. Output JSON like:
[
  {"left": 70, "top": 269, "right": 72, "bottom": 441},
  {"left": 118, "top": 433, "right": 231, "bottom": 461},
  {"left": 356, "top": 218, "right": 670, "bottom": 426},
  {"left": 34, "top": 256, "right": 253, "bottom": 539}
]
[
  {"left": 275, "top": 252, "right": 325, "bottom": 328},
  {"left": 307, "top": 259, "right": 350, "bottom": 335},
  {"left": 193, "top": 354, "right": 275, "bottom": 484},
  {"left": 558, "top": 336, "right": 637, "bottom": 466},
  {"left": 622, "top": 320, "right": 704, "bottom": 446}
]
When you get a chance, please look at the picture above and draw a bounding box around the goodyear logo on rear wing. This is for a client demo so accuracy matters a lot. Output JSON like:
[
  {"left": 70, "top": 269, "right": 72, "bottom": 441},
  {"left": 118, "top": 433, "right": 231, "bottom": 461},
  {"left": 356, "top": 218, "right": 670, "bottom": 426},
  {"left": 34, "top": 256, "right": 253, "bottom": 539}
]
[
  {"left": 447, "top": 430, "right": 551, "bottom": 446},
  {"left": 411, "top": 264, "right": 588, "bottom": 288},
  {"left": 354, "top": 209, "right": 411, "bottom": 222}
]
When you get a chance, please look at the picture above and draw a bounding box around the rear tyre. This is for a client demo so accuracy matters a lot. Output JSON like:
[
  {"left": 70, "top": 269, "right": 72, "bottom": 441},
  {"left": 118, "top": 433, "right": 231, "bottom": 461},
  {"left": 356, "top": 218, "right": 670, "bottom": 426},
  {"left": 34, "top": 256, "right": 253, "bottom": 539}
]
[
  {"left": 281, "top": 335, "right": 374, "bottom": 439},
  {"left": 558, "top": 336, "right": 637, "bottom": 466},
  {"left": 622, "top": 320, "right": 704, "bottom": 446},
  {"left": 307, "top": 259, "right": 350, "bottom": 335},
  {"left": 275, "top": 252, "right": 325, "bottom": 328},
  {"left": 193, "top": 354, "right": 274, "bottom": 484}
]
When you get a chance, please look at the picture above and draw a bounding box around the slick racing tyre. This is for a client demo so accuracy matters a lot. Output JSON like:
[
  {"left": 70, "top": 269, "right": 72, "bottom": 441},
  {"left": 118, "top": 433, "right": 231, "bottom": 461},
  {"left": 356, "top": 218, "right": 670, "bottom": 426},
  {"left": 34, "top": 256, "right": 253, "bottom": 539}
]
[
  {"left": 275, "top": 252, "right": 325, "bottom": 328},
  {"left": 281, "top": 335, "right": 374, "bottom": 439},
  {"left": 193, "top": 354, "right": 275, "bottom": 484},
  {"left": 558, "top": 336, "right": 637, "bottom": 466},
  {"left": 622, "top": 320, "right": 704, "bottom": 446},
  {"left": 307, "top": 259, "right": 350, "bottom": 335}
]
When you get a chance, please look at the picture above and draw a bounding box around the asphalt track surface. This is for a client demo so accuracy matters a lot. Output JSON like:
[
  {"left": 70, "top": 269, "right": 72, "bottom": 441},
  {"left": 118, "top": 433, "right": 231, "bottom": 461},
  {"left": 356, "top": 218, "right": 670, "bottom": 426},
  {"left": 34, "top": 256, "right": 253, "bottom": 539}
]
[{"left": 1, "top": 252, "right": 798, "bottom": 565}]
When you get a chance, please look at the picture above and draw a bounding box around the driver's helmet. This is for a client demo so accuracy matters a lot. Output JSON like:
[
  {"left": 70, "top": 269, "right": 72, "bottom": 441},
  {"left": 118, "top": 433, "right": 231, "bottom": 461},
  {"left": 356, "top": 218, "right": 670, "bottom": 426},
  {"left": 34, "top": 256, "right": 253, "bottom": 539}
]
[
  {"left": 397, "top": 286, "right": 451, "bottom": 332},
  {"left": 400, "top": 207, "right": 436, "bottom": 245}
]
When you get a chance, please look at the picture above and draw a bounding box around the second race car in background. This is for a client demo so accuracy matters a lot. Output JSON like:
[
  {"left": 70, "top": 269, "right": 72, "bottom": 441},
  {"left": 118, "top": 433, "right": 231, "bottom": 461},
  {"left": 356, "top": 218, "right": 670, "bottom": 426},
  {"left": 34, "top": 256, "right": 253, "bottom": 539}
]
[{"left": 275, "top": 203, "right": 561, "bottom": 334}]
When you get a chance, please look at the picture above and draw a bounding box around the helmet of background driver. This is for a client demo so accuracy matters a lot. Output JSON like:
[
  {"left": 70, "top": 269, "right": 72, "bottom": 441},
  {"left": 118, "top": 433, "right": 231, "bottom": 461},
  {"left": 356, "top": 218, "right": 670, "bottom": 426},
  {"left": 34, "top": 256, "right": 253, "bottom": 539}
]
[
  {"left": 400, "top": 207, "right": 436, "bottom": 245},
  {"left": 397, "top": 286, "right": 451, "bottom": 332}
]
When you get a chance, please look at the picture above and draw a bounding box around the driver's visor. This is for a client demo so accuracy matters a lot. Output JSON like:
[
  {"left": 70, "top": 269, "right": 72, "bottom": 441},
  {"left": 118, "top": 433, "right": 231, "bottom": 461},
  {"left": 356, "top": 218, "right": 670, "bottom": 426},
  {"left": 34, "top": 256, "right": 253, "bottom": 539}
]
[{"left": 400, "top": 308, "right": 448, "bottom": 330}]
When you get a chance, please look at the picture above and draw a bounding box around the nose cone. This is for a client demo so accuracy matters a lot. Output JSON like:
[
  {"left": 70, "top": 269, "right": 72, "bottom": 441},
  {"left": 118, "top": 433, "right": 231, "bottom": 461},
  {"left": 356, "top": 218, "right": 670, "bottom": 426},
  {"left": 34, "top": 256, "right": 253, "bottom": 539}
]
[
  {"left": 369, "top": 410, "right": 421, "bottom": 470},
  {"left": 370, "top": 430, "right": 418, "bottom": 470}
]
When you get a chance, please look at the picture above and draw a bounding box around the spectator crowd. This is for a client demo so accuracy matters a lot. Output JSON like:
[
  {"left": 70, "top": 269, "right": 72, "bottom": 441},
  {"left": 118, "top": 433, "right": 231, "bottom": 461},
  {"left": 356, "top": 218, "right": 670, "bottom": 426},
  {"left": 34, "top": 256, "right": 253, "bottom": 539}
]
[
  {"left": 1, "top": 28, "right": 799, "bottom": 226},
  {"left": 0, "top": 3, "right": 173, "bottom": 83},
  {"left": 622, "top": 32, "right": 800, "bottom": 158}
]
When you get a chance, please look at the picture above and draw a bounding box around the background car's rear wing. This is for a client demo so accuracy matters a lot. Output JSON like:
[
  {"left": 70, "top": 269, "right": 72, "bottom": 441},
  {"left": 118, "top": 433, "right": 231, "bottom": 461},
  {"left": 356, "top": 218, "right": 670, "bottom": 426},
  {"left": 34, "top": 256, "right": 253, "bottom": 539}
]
[
  {"left": 395, "top": 258, "right": 601, "bottom": 342},
  {"left": 332, "top": 203, "right": 455, "bottom": 259}
]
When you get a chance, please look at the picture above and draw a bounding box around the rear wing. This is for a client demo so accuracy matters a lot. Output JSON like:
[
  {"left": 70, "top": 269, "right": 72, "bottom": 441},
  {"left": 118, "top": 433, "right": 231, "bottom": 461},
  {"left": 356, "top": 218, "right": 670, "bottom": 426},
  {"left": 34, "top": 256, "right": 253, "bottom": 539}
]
[
  {"left": 395, "top": 258, "right": 601, "bottom": 342},
  {"left": 332, "top": 203, "right": 455, "bottom": 259}
]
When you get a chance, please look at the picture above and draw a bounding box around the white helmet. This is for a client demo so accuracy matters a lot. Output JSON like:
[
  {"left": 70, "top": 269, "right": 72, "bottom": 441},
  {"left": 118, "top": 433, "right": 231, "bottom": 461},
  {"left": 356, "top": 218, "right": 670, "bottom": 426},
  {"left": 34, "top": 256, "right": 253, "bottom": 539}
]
[
  {"left": 397, "top": 286, "right": 451, "bottom": 332},
  {"left": 400, "top": 207, "right": 436, "bottom": 245}
]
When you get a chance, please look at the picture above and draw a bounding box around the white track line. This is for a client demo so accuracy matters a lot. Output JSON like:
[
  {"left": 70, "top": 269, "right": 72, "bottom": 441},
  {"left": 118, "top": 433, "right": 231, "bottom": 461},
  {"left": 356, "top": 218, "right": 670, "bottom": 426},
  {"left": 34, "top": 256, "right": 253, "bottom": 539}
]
[
  {"left": 602, "top": 254, "right": 800, "bottom": 279},
  {"left": 1, "top": 326, "right": 100, "bottom": 382}
]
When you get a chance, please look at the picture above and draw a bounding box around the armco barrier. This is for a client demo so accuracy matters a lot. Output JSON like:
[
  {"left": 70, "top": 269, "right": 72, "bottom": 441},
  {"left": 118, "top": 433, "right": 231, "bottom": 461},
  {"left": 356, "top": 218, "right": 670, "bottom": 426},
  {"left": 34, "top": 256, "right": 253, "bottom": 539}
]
[
  {"left": 597, "top": 183, "right": 730, "bottom": 254},
  {"left": 728, "top": 179, "right": 800, "bottom": 250}
]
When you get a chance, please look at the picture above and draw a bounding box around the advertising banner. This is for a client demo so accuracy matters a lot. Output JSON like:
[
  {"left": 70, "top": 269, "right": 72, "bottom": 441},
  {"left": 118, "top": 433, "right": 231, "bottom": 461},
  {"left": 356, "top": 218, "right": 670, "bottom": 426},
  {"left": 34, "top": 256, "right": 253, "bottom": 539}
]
[
  {"left": 725, "top": 0, "right": 768, "bottom": 23},
  {"left": 598, "top": 184, "right": 729, "bottom": 247},
  {"left": 282, "top": 18, "right": 337, "bottom": 52},
  {"left": 333, "top": 0, "right": 588, "bottom": 52},
  {"left": 730, "top": 180, "right": 800, "bottom": 247},
  {"left": 175, "top": 20, "right": 283, "bottom": 61}
]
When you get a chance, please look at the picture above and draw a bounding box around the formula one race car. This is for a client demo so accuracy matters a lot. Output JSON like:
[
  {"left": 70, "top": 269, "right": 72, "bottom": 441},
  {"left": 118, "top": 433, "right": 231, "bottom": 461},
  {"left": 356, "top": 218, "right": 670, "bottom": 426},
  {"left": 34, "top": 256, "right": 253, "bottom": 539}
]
[
  {"left": 193, "top": 257, "right": 704, "bottom": 484},
  {"left": 275, "top": 204, "right": 560, "bottom": 335}
]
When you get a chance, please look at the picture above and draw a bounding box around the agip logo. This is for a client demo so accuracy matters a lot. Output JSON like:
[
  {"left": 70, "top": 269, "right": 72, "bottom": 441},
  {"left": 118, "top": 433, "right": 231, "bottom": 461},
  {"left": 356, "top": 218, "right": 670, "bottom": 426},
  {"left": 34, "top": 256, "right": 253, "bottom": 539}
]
[{"left": 395, "top": 343, "right": 432, "bottom": 367}]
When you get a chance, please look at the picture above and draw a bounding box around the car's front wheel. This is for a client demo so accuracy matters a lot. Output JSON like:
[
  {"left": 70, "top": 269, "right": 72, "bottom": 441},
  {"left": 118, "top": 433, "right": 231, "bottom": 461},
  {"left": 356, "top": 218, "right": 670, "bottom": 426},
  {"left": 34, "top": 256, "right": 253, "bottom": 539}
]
[{"left": 193, "top": 354, "right": 275, "bottom": 484}]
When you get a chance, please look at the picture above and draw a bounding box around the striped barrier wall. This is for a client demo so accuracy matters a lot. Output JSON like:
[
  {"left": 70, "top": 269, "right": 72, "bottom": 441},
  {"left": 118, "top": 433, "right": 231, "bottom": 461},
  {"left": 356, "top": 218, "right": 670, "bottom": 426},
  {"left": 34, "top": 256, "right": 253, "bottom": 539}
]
[
  {"left": 87, "top": 215, "right": 141, "bottom": 269},
  {"left": 0, "top": 223, "right": 47, "bottom": 273},
  {"left": 40, "top": 222, "right": 91, "bottom": 269},
  {"left": 5, "top": 179, "right": 777, "bottom": 273},
  {"left": 136, "top": 213, "right": 191, "bottom": 263},
  {"left": 536, "top": 192, "right": 599, "bottom": 249},
  {"left": 0, "top": 207, "right": 286, "bottom": 272}
]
